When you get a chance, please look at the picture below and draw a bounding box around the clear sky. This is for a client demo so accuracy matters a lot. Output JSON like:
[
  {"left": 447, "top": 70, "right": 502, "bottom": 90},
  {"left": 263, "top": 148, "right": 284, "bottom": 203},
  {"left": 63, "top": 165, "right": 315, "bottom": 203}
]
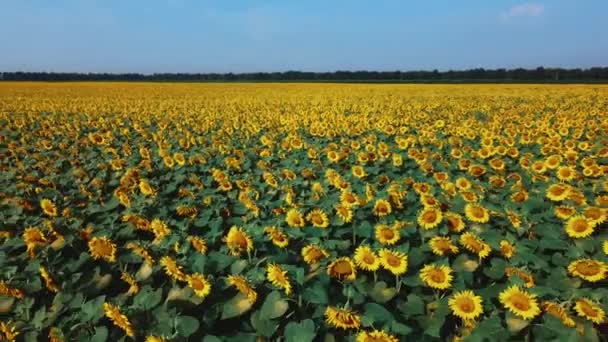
[{"left": 1, "top": 0, "right": 606, "bottom": 73}]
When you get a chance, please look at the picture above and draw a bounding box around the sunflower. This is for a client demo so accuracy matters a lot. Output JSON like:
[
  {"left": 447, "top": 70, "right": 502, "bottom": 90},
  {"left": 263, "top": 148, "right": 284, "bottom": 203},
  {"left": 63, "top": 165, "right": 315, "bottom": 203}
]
[
  {"left": 554, "top": 206, "right": 576, "bottom": 220},
  {"left": 227, "top": 274, "right": 257, "bottom": 303},
  {"left": 352, "top": 165, "right": 367, "bottom": 179},
  {"left": 173, "top": 152, "right": 186, "bottom": 166},
  {"left": 582, "top": 206, "right": 606, "bottom": 226},
  {"left": 499, "top": 240, "right": 516, "bottom": 259},
  {"left": 379, "top": 249, "right": 408, "bottom": 276},
  {"left": 464, "top": 203, "right": 490, "bottom": 223},
  {"left": 40, "top": 198, "right": 58, "bottom": 217},
  {"left": 420, "top": 264, "right": 453, "bottom": 290},
  {"left": 150, "top": 218, "right": 171, "bottom": 244},
  {"left": 327, "top": 257, "right": 357, "bottom": 281},
  {"left": 449, "top": 290, "right": 483, "bottom": 321},
  {"left": 163, "top": 155, "right": 175, "bottom": 168},
  {"left": 264, "top": 227, "right": 289, "bottom": 248},
  {"left": 505, "top": 267, "right": 535, "bottom": 288},
  {"left": 573, "top": 298, "right": 605, "bottom": 324},
  {"left": 103, "top": 302, "right": 135, "bottom": 337},
  {"left": 187, "top": 273, "right": 212, "bottom": 299},
  {"left": 541, "top": 301, "right": 576, "bottom": 327},
  {"left": 40, "top": 266, "right": 59, "bottom": 293},
  {"left": 567, "top": 259, "right": 607, "bottom": 282},
  {"left": 23, "top": 226, "right": 47, "bottom": 258},
  {"left": 335, "top": 203, "right": 353, "bottom": 223},
  {"left": 0, "top": 281, "right": 24, "bottom": 299},
  {"left": 356, "top": 329, "right": 399, "bottom": 342},
  {"left": 429, "top": 236, "right": 459, "bottom": 256},
  {"left": 340, "top": 191, "right": 360, "bottom": 207},
  {"left": 374, "top": 224, "right": 400, "bottom": 245},
  {"left": 445, "top": 212, "right": 465, "bottom": 232},
  {"left": 499, "top": 285, "right": 541, "bottom": 320},
  {"left": 285, "top": 208, "right": 305, "bottom": 227},
  {"left": 545, "top": 184, "right": 570, "bottom": 201},
  {"left": 267, "top": 263, "right": 292, "bottom": 295},
  {"left": 88, "top": 237, "right": 117, "bottom": 263},
  {"left": 455, "top": 177, "right": 472, "bottom": 191},
  {"left": 0, "top": 321, "right": 19, "bottom": 342},
  {"left": 139, "top": 179, "right": 156, "bottom": 196},
  {"left": 565, "top": 215, "right": 595, "bottom": 239},
  {"left": 126, "top": 242, "right": 154, "bottom": 265},
  {"left": 325, "top": 306, "right": 361, "bottom": 330},
  {"left": 417, "top": 207, "right": 443, "bottom": 229},
  {"left": 556, "top": 166, "right": 576, "bottom": 182},
  {"left": 306, "top": 208, "right": 330, "bottom": 228},
  {"left": 146, "top": 337, "right": 167, "bottom": 342},
  {"left": 159, "top": 256, "right": 187, "bottom": 282},
  {"left": 354, "top": 246, "right": 380, "bottom": 272},
  {"left": 187, "top": 236, "right": 208, "bottom": 255},
  {"left": 301, "top": 244, "right": 329, "bottom": 265},
  {"left": 120, "top": 272, "right": 139, "bottom": 296},
  {"left": 459, "top": 233, "right": 491, "bottom": 259},
  {"left": 372, "top": 199, "right": 392, "bottom": 217},
  {"left": 224, "top": 226, "right": 254, "bottom": 256}
]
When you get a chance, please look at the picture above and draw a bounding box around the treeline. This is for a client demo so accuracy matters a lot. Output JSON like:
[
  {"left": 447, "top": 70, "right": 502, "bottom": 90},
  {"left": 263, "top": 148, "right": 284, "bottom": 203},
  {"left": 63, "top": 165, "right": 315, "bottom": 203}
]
[{"left": 1, "top": 67, "right": 608, "bottom": 82}]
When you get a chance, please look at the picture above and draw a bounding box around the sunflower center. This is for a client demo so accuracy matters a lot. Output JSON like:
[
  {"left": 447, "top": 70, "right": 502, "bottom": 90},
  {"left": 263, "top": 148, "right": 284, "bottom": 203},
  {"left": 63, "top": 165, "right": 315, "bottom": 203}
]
[
  {"left": 312, "top": 214, "right": 323, "bottom": 225},
  {"left": 584, "top": 208, "right": 601, "bottom": 220},
  {"left": 363, "top": 254, "right": 375, "bottom": 264},
  {"left": 191, "top": 278, "right": 206, "bottom": 290},
  {"left": 575, "top": 261, "right": 600, "bottom": 276},
  {"left": 551, "top": 186, "right": 566, "bottom": 196},
  {"left": 333, "top": 261, "right": 354, "bottom": 275},
  {"left": 471, "top": 207, "right": 484, "bottom": 218},
  {"left": 381, "top": 229, "right": 394, "bottom": 240},
  {"left": 510, "top": 293, "right": 531, "bottom": 311},
  {"left": 233, "top": 233, "right": 248, "bottom": 248},
  {"left": 429, "top": 269, "right": 446, "bottom": 283},
  {"left": 572, "top": 219, "right": 589, "bottom": 233},
  {"left": 423, "top": 211, "right": 437, "bottom": 223},
  {"left": 578, "top": 301, "right": 599, "bottom": 317},
  {"left": 386, "top": 255, "right": 401, "bottom": 267},
  {"left": 456, "top": 297, "right": 476, "bottom": 313}
]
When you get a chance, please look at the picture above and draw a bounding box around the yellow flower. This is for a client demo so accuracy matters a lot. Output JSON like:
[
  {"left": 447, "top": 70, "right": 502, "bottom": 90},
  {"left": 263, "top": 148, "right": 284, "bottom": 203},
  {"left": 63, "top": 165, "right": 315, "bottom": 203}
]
[
  {"left": 378, "top": 249, "right": 408, "bottom": 276},
  {"left": 227, "top": 275, "right": 257, "bottom": 304},
  {"left": 146, "top": 336, "right": 167, "bottom": 342},
  {"left": 352, "top": 165, "right": 367, "bottom": 179},
  {"left": 353, "top": 246, "right": 380, "bottom": 272},
  {"left": 301, "top": 244, "right": 329, "bottom": 265},
  {"left": 224, "top": 226, "right": 253, "bottom": 256},
  {"left": 335, "top": 203, "right": 353, "bottom": 223},
  {"left": 327, "top": 257, "right": 357, "bottom": 281},
  {"left": 505, "top": 267, "right": 536, "bottom": 288},
  {"left": 554, "top": 206, "right": 576, "bottom": 220},
  {"left": 103, "top": 302, "right": 135, "bottom": 337},
  {"left": 267, "top": 263, "right": 292, "bottom": 295},
  {"left": 22, "top": 226, "right": 47, "bottom": 258},
  {"left": 356, "top": 329, "right": 399, "bottom": 342},
  {"left": 324, "top": 306, "right": 361, "bottom": 330},
  {"left": 449, "top": 290, "right": 483, "bottom": 321},
  {"left": 120, "top": 272, "right": 139, "bottom": 295},
  {"left": 541, "top": 301, "right": 576, "bottom": 328},
  {"left": 264, "top": 226, "right": 289, "bottom": 248},
  {"left": 187, "top": 273, "right": 212, "bottom": 299},
  {"left": 0, "top": 321, "right": 19, "bottom": 342},
  {"left": 573, "top": 298, "right": 605, "bottom": 324},
  {"left": 459, "top": 232, "right": 491, "bottom": 259},
  {"left": 139, "top": 179, "right": 156, "bottom": 196},
  {"left": 567, "top": 259, "right": 607, "bottom": 282},
  {"left": 126, "top": 242, "right": 154, "bottom": 265},
  {"left": 0, "top": 281, "right": 24, "bottom": 299},
  {"left": 88, "top": 237, "right": 117, "bottom": 263},
  {"left": 464, "top": 203, "right": 490, "bottom": 223},
  {"left": 306, "top": 208, "right": 330, "bottom": 228},
  {"left": 373, "top": 199, "right": 392, "bottom": 217},
  {"left": 499, "top": 240, "right": 516, "bottom": 259},
  {"left": 40, "top": 198, "right": 58, "bottom": 217},
  {"left": 417, "top": 207, "right": 443, "bottom": 229},
  {"left": 188, "top": 236, "right": 208, "bottom": 255},
  {"left": 445, "top": 212, "right": 465, "bottom": 232},
  {"left": 545, "top": 184, "right": 570, "bottom": 201},
  {"left": 564, "top": 215, "right": 595, "bottom": 238},
  {"left": 285, "top": 208, "right": 305, "bottom": 227},
  {"left": 604, "top": 240, "right": 608, "bottom": 255},
  {"left": 160, "top": 256, "right": 187, "bottom": 282},
  {"left": 419, "top": 264, "right": 453, "bottom": 290},
  {"left": 429, "top": 236, "right": 459, "bottom": 256},
  {"left": 374, "top": 224, "right": 400, "bottom": 245},
  {"left": 556, "top": 166, "right": 576, "bottom": 181},
  {"left": 499, "top": 285, "right": 541, "bottom": 320},
  {"left": 582, "top": 206, "right": 606, "bottom": 226}
]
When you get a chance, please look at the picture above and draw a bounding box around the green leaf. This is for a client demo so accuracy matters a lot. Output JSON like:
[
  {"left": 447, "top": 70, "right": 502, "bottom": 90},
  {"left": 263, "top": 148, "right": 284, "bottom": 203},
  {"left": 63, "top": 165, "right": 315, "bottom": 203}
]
[
  {"left": 90, "top": 326, "right": 108, "bottom": 342},
  {"left": 250, "top": 310, "right": 278, "bottom": 337},
  {"left": 368, "top": 281, "right": 397, "bottom": 303},
  {"left": 203, "top": 336, "right": 223, "bottom": 342},
  {"left": 303, "top": 281, "right": 328, "bottom": 304},
  {"left": 505, "top": 312, "right": 529, "bottom": 334},
  {"left": 400, "top": 294, "right": 425, "bottom": 317},
  {"left": 221, "top": 292, "right": 254, "bottom": 319},
  {"left": 285, "top": 320, "right": 316, "bottom": 342},
  {"left": 260, "top": 291, "right": 289, "bottom": 320},
  {"left": 363, "top": 303, "right": 394, "bottom": 326},
  {"left": 176, "top": 315, "right": 200, "bottom": 337}
]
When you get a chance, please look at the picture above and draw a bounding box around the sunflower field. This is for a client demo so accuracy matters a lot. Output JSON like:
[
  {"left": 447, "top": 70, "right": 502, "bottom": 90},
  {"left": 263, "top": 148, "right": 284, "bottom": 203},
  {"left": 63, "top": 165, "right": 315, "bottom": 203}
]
[{"left": 1, "top": 82, "right": 607, "bottom": 341}]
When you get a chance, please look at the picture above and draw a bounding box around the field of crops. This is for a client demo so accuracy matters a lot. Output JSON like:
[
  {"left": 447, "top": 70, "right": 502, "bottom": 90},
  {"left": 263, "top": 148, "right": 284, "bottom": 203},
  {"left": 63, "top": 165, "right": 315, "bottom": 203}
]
[{"left": 1, "top": 82, "right": 607, "bottom": 341}]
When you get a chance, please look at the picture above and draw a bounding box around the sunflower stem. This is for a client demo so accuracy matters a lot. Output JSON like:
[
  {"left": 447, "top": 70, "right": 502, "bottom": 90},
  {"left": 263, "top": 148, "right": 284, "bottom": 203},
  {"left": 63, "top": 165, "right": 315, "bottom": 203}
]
[
  {"left": 396, "top": 276, "right": 401, "bottom": 292},
  {"left": 352, "top": 224, "right": 356, "bottom": 246}
]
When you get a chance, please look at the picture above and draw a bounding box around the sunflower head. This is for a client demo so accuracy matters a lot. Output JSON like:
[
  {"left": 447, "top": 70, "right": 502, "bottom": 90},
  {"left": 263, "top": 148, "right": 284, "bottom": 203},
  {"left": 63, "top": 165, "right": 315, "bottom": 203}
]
[
  {"left": 224, "top": 226, "right": 253, "bottom": 256},
  {"left": 187, "top": 273, "right": 212, "bottom": 299},
  {"left": 464, "top": 203, "right": 490, "bottom": 223},
  {"left": 88, "top": 237, "right": 117, "bottom": 263},
  {"left": 420, "top": 264, "right": 453, "bottom": 290},
  {"left": 374, "top": 224, "right": 400, "bottom": 245},
  {"left": 306, "top": 208, "right": 330, "bottom": 228},
  {"left": 373, "top": 199, "right": 392, "bottom": 217},
  {"left": 565, "top": 216, "right": 595, "bottom": 239},
  {"left": 429, "top": 236, "right": 459, "bottom": 256},
  {"left": 449, "top": 290, "right": 483, "bottom": 321},
  {"left": 573, "top": 298, "right": 605, "bottom": 324},
  {"left": 499, "top": 285, "right": 541, "bottom": 320},
  {"left": 356, "top": 329, "right": 399, "bottom": 342},
  {"left": 327, "top": 257, "right": 357, "bottom": 281},
  {"left": 568, "top": 259, "right": 607, "bottom": 282},
  {"left": 267, "top": 263, "right": 292, "bottom": 295},
  {"left": 417, "top": 207, "right": 443, "bottom": 229},
  {"left": 325, "top": 306, "right": 361, "bottom": 330},
  {"left": 301, "top": 245, "right": 329, "bottom": 265},
  {"left": 378, "top": 249, "right": 408, "bottom": 276},
  {"left": 354, "top": 246, "right": 380, "bottom": 272},
  {"left": 285, "top": 208, "right": 305, "bottom": 227},
  {"left": 40, "top": 198, "right": 58, "bottom": 217}
]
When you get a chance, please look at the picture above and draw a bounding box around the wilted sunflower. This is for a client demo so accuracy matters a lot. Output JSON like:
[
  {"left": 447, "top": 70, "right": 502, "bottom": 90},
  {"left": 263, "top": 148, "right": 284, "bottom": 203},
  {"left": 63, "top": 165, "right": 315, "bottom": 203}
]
[
  {"left": 187, "top": 273, "right": 212, "bottom": 299},
  {"left": 88, "top": 237, "right": 117, "bottom": 263},
  {"left": 267, "top": 263, "right": 292, "bottom": 295},
  {"left": 499, "top": 285, "right": 541, "bottom": 320},
  {"left": 325, "top": 306, "right": 361, "bottom": 330},
  {"left": 429, "top": 236, "right": 459, "bottom": 256},
  {"left": 417, "top": 207, "right": 443, "bottom": 229},
  {"left": 541, "top": 301, "right": 576, "bottom": 328},
  {"left": 545, "top": 184, "right": 570, "bottom": 201},
  {"left": 374, "top": 224, "right": 400, "bottom": 245},
  {"left": 565, "top": 215, "right": 595, "bottom": 239},
  {"left": 301, "top": 244, "right": 329, "bottom": 265},
  {"left": 264, "top": 226, "right": 289, "bottom": 248},
  {"left": 573, "top": 298, "right": 605, "bottom": 324},
  {"left": 356, "top": 329, "right": 399, "bottom": 342},
  {"left": 285, "top": 208, "right": 305, "bottom": 227},
  {"left": 378, "top": 249, "right": 408, "bottom": 275},
  {"left": 505, "top": 267, "right": 535, "bottom": 288},
  {"left": 40, "top": 198, "right": 58, "bottom": 217},
  {"left": 567, "top": 259, "right": 607, "bottom": 282},
  {"left": 327, "top": 257, "right": 357, "bottom": 281},
  {"left": 103, "top": 302, "right": 135, "bottom": 337},
  {"left": 224, "top": 226, "right": 253, "bottom": 256},
  {"left": 464, "top": 203, "right": 490, "bottom": 223},
  {"left": 354, "top": 246, "right": 380, "bottom": 271},
  {"left": 420, "top": 264, "right": 453, "bottom": 290},
  {"left": 449, "top": 290, "right": 483, "bottom": 321},
  {"left": 159, "top": 256, "right": 187, "bottom": 282},
  {"left": 227, "top": 274, "right": 257, "bottom": 304},
  {"left": 459, "top": 232, "right": 491, "bottom": 259},
  {"left": 499, "top": 240, "right": 516, "bottom": 259},
  {"left": 373, "top": 199, "right": 392, "bottom": 217},
  {"left": 306, "top": 208, "right": 330, "bottom": 228}
]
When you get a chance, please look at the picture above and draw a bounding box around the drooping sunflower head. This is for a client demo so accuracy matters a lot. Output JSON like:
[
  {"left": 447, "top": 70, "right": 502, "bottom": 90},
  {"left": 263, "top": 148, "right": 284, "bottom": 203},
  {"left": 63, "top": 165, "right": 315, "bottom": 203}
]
[
  {"left": 499, "top": 285, "right": 541, "bottom": 320},
  {"left": 353, "top": 245, "right": 380, "bottom": 272},
  {"left": 301, "top": 244, "right": 329, "bottom": 265},
  {"left": 460, "top": 232, "right": 491, "bottom": 259},
  {"left": 325, "top": 306, "right": 361, "bottom": 330},
  {"left": 582, "top": 206, "right": 606, "bottom": 226},
  {"left": 267, "top": 263, "right": 292, "bottom": 295},
  {"left": 445, "top": 212, "right": 466, "bottom": 232},
  {"left": 499, "top": 240, "right": 516, "bottom": 259},
  {"left": 327, "top": 257, "right": 357, "bottom": 281},
  {"left": 227, "top": 274, "right": 257, "bottom": 304},
  {"left": 40, "top": 198, "right": 58, "bottom": 217},
  {"left": 420, "top": 264, "right": 453, "bottom": 290},
  {"left": 565, "top": 215, "right": 595, "bottom": 239},
  {"left": 378, "top": 249, "right": 408, "bottom": 276},
  {"left": 568, "top": 259, "right": 607, "bottom": 282},
  {"left": 159, "top": 256, "right": 187, "bottom": 282},
  {"left": 306, "top": 208, "right": 330, "bottom": 228},
  {"left": 373, "top": 199, "right": 392, "bottom": 217},
  {"left": 285, "top": 208, "right": 305, "bottom": 227},
  {"left": 264, "top": 227, "right": 289, "bottom": 248},
  {"left": 356, "top": 329, "right": 399, "bottom": 342},
  {"left": 464, "top": 203, "right": 490, "bottom": 223},
  {"left": 541, "top": 301, "right": 576, "bottom": 328},
  {"left": 417, "top": 207, "right": 443, "bottom": 230},
  {"left": 374, "top": 224, "right": 400, "bottom": 245},
  {"left": 103, "top": 302, "right": 135, "bottom": 337},
  {"left": 573, "top": 298, "right": 605, "bottom": 324},
  {"left": 449, "top": 290, "right": 483, "bottom": 321}
]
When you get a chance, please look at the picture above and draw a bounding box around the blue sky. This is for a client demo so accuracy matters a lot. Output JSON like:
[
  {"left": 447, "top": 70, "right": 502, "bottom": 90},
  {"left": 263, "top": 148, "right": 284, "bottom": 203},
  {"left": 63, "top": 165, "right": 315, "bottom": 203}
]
[{"left": 1, "top": 0, "right": 606, "bottom": 73}]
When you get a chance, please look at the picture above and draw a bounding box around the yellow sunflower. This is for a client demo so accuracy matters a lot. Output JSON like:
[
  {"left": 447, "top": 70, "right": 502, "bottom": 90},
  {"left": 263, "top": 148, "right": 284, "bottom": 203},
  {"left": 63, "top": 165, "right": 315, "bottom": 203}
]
[
  {"left": 159, "top": 256, "right": 188, "bottom": 282},
  {"left": 567, "top": 259, "right": 607, "bottom": 282},
  {"left": 301, "top": 244, "right": 329, "bottom": 265},
  {"left": 325, "top": 306, "right": 361, "bottom": 330},
  {"left": 449, "top": 290, "right": 483, "bottom": 321},
  {"left": 187, "top": 236, "right": 208, "bottom": 255},
  {"left": 306, "top": 208, "right": 330, "bottom": 228},
  {"left": 459, "top": 232, "right": 491, "bottom": 259},
  {"left": 267, "top": 263, "right": 292, "bottom": 295},
  {"left": 378, "top": 249, "right": 408, "bottom": 276},
  {"left": 417, "top": 207, "right": 443, "bottom": 230},
  {"left": 374, "top": 224, "right": 400, "bottom": 245},
  {"left": 356, "top": 329, "right": 399, "bottom": 342},
  {"left": 88, "top": 237, "right": 117, "bottom": 263},
  {"left": 464, "top": 203, "right": 490, "bottom": 223},
  {"left": 227, "top": 274, "right": 257, "bottom": 304},
  {"left": 187, "top": 273, "right": 212, "bottom": 299},
  {"left": 139, "top": 179, "right": 156, "bottom": 196},
  {"left": 327, "top": 257, "right": 357, "bottom": 281},
  {"left": 582, "top": 206, "right": 606, "bottom": 226},
  {"left": 420, "top": 264, "right": 453, "bottom": 290},
  {"left": 429, "top": 236, "right": 459, "bottom": 256},
  {"left": 554, "top": 206, "right": 576, "bottom": 220},
  {"left": 335, "top": 203, "right": 353, "bottom": 223},
  {"left": 0, "top": 321, "right": 19, "bottom": 342},
  {"left": 39, "top": 266, "right": 60, "bottom": 293},
  {"left": 340, "top": 191, "right": 360, "bottom": 207},
  {"left": 499, "top": 240, "right": 516, "bottom": 259},
  {"left": 499, "top": 285, "right": 541, "bottom": 320},
  {"left": 573, "top": 298, "right": 605, "bottom": 324},
  {"left": 103, "top": 302, "right": 135, "bottom": 337},
  {"left": 545, "top": 184, "right": 570, "bottom": 202},
  {"left": 353, "top": 246, "right": 380, "bottom": 272},
  {"left": 541, "top": 301, "right": 576, "bottom": 328},
  {"left": 40, "top": 198, "right": 58, "bottom": 217},
  {"left": 373, "top": 199, "right": 392, "bottom": 217},
  {"left": 23, "top": 226, "right": 47, "bottom": 258},
  {"left": 264, "top": 227, "right": 289, "bottom": 248},
  {"left": 556, "top": 166, "right": 576, "bottom": 182},
  {"left": 352, "top": 165, "right": 367, "bottom": 179},
  {"left": 604, "top": 240, "right": 608, "bottom": 255},
  {"left": 224, "top": 226, "right": 254, "bottom": 256},
  {"left": 285, "top": 208, "right": 305, "bottom": 227},
  {"left": 445, "top": 212, "right": 465, "bottom": 232},
  {"left": 565, "top": 215, "right": 595, "bottom": 239}
]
